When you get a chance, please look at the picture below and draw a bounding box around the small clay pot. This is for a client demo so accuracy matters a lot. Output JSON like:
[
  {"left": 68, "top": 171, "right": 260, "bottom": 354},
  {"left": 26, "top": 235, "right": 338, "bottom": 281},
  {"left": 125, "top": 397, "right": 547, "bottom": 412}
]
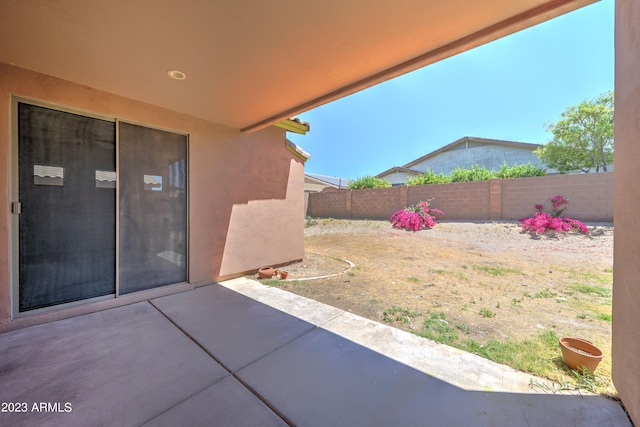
[
  {"left": 279, "top": 271, "right": 288, "bottom": 280},
  {"left": 559, "top": 337, "right": 603, "bottom": 373},
  {"left": 258, "top": 267, "right": 276, "bottom": 279}
]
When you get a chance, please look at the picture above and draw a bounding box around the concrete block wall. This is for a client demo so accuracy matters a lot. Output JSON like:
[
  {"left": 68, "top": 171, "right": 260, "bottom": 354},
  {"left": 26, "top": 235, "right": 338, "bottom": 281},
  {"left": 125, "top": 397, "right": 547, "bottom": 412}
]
[
  {"left": 352, "top": 186, "right": 407, "bottom": 219},
  {"left": 306, "top": 190, "right": 350, "bottom": 219},
  {"left": 307, "top": 172, "right": 614, "bottom": 222},
  {"left": 501, "top": 172, "right": 614, "bottom": 221},
  {"left": 407, "top": 181, "right": 491, "bottom": 220}
]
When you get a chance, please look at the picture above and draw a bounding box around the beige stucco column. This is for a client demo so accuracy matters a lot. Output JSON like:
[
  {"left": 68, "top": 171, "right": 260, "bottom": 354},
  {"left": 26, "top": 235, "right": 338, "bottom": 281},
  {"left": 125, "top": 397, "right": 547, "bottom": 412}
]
[{"left": 613, "top": 0, "right": 640, "bottom": 424}]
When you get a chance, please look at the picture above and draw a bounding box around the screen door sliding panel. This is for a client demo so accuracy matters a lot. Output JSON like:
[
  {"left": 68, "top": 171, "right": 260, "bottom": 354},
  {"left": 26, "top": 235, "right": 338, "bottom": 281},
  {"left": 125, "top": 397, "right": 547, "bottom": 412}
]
[
  {"left": 17, "top": 103, "right": 116, "bottom": 312},
  {"left": 118, "top": 122, "right": 187, "bottom": 294}
]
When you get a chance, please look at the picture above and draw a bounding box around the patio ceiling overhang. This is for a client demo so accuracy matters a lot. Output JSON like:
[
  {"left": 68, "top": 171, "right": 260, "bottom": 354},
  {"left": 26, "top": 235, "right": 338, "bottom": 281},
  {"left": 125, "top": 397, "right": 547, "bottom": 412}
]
[{"left": 0, "top": 0, "right": 596, "bottom": 133}]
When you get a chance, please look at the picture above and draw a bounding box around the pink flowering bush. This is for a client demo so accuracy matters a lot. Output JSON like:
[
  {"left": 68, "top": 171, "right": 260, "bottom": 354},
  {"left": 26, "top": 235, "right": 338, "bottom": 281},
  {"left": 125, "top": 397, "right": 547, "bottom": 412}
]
[
  {"left": 519, "top": 195, "right": 589, "bottom": 235},
  {"left": 390, "top": 200, "right": 444, "bottom": 231}
]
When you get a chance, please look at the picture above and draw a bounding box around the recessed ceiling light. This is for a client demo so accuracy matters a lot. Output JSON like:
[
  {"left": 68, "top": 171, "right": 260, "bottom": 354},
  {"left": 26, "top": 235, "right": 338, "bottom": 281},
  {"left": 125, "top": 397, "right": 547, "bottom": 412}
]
[{"left": 167, "top": 70, "right": 186, "bottom": 80}]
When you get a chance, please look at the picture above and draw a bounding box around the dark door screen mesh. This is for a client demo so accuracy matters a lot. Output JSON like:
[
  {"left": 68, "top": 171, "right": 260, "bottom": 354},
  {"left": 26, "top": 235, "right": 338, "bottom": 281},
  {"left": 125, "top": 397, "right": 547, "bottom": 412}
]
[
  {"left": 18, "top": 103, "right": 116, "bottom": 311},
  {"left": 118, "top": 122, "right": 187, "bottom": 293}
]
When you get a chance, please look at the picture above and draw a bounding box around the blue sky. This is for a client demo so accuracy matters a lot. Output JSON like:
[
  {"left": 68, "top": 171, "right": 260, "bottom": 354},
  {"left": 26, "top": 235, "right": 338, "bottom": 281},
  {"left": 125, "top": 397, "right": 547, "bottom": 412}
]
[{"left": 288, "top": 0, "right": 614, "bottom": 180}]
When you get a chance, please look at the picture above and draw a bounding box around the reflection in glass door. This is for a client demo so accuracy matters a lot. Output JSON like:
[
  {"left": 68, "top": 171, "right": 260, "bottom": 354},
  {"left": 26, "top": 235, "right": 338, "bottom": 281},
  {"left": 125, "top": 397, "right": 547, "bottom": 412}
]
[{"left": 118, "top": 122, "right": 187, "bottom": 294}]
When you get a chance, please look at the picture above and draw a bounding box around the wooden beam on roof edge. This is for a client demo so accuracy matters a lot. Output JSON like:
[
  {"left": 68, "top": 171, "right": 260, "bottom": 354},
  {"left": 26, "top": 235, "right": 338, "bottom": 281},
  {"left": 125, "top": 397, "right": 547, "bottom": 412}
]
[
  {"left": 240, "top": 0, "right": 597, "bottom": 134},
  {"left": 274, "top": 119, "right": 310, "bottom": 135}
]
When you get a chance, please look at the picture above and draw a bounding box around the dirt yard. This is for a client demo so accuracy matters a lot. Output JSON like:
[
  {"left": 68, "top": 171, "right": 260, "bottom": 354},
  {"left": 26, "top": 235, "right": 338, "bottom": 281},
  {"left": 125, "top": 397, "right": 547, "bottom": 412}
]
[{"left": 263, "top": 218, "right": 615, "bottom": 392}]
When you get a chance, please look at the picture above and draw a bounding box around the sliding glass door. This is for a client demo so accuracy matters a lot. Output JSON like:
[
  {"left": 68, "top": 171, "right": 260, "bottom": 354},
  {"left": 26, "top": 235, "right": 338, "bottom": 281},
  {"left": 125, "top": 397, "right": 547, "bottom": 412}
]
[
  {"left": 17, "top": 103, "right": 116, "bottom": 311},
  {"left": 15, "top": 102, "right": 188, "bottom": 314},
  {"left": 118, "top": 122, "right": 187, "bottom": 294}
]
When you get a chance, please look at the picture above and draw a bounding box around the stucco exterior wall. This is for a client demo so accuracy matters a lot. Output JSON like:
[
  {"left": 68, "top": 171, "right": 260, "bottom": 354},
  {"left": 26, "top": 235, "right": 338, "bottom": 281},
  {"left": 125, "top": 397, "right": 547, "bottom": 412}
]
[
  {"left": 0, "top": 63, "right": 305, "bottom": 323},
  {"left": 613, "top": 1, "right": 640, "bottom": 424},
  {"left": 411, "top": 144, "right": 544, "bottom": 175}
]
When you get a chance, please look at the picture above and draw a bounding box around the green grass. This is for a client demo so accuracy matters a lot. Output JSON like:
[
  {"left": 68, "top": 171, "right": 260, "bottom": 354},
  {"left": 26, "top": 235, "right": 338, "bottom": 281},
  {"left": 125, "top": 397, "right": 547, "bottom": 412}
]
[
  {"left": 304, "top": 216, "right": 318, "bottom": 227},
  {"left": 596, "top": 312, "right": 612, "bottom": 322},
  {"left": 383, "top": 307, "right": 420, "bottom": 324},
  {"left": 479, "top": 308, "right": 496, "bottom": 318},
  {"left": 572, "top": 284, "right": 612, "bottom": 298},
  {"left": 472, "top": 265, "right": 522, "bottom": 276},
  {"left": 570, "top": 369, "right": 605, "bottom": 393},
  {"left": 406, "top": 276, "right": 422, "bottom": 283},
  {"left": 428, "top": 268, "right": 468, "bottom": 281},
  {"left": 381, "top": 305, "right": 613, "bottom": 394},
  {"left": 461, "top": 330, "right": 560, "bottom": 377},
  {"left": 534, "top": 290, "right": 557, "bottom": 299},
  {"left": 415, "top": 314, "right": 565, "bottom": 382},
  {"left": 569, "top": 271, "right": 612, "bottom": 286},
  {"left": 455, "top": 323, "right": 472, "bottom": 334},
  {"left": 418, "top": 311, "right": 459, "bottom": 343},
  {"left": 577, "top": 312, "right": 612, "bottom": 322}
]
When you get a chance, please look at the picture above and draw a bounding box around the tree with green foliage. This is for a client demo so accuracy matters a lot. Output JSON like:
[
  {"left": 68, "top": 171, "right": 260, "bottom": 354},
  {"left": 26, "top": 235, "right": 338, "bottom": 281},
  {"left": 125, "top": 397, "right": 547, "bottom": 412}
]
[{"left": 535, "top": 91, "right": 614, "bottom": 173}]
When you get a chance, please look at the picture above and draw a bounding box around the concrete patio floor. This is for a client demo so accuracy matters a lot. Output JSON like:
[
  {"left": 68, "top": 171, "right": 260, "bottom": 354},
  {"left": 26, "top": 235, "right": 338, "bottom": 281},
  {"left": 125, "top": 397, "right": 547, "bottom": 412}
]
[{"left": 0, "top": 278, "right": 631, "bottom": 426}]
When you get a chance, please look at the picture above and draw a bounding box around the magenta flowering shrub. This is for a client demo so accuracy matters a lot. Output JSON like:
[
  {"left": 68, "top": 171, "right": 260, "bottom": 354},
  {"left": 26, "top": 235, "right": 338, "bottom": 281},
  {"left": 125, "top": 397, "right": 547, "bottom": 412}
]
[
  {"left": 519, "top": 195, "right": 589, "bottom": 235},
  {"left": 547, "top": 195, "right": 569, "bottom": 217},
  {"left": 390, "top": 200, "right": 444, "bottom": 231}
]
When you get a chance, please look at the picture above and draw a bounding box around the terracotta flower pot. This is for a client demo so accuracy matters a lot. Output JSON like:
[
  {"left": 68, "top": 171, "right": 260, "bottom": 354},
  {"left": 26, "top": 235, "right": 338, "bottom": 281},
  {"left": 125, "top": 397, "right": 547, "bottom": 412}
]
[
  {"left": 258, "top": 267, "right": 276, "bottom": 279},
  {"left": 279, "top": 271, "right": 288, "bottom": 280},
  {"left": 559, "top": 337, "right": 603, "bottom": 373}
]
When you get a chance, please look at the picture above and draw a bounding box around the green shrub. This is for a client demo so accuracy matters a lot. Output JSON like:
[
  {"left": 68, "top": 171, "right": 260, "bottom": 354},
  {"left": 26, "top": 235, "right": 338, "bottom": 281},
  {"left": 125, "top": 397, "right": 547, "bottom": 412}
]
[
  {"left": 449, "top": 164, "right": 496, "bottom": 182},
  {"left": 348, "top": 175, "right": 391, "bottom": 189},
  {"left": 407, "top": 169, "right": 449, "bottom": 185},
  {"left": 496, "top": 162, "right": 546, "bottom": 179},
  {"left": 406, "top": 163, "right": 546, "bottom": 185}
]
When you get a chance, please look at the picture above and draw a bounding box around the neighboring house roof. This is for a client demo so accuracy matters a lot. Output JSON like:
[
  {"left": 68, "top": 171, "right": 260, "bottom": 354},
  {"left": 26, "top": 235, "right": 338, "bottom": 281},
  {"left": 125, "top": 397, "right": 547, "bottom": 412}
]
[
  {"left": 0, "top": 1, "right": 594, "bottom": 133},
  {"left": 377, "top": 136, "right": 542, "bottom": 179},
  {"left": 305, "top": 173, "right": 351, "bottom": 189},
  {"left": 402, "top": 136, "right": 541, "bottom": 170},
  {"left": 375, "top": 166, "right": 422, "bottom": 179}
]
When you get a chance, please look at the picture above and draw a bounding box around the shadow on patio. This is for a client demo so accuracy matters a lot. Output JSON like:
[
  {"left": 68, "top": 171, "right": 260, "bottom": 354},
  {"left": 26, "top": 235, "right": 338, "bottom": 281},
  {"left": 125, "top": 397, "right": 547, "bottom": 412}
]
[{"left": 0, "top": 280, "right": 630, "bottom": 426}]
